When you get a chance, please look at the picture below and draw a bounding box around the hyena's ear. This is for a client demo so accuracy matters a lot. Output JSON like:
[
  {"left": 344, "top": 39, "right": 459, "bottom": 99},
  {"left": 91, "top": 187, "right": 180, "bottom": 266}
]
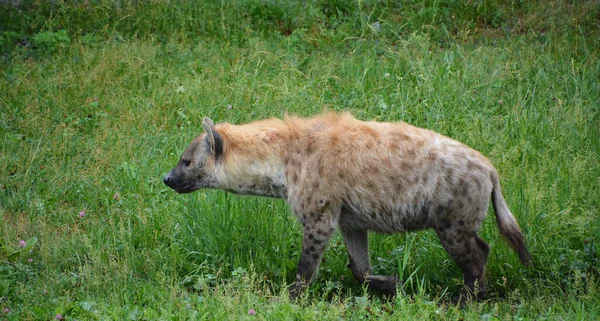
[{"left": 202, "top": 117, "right": 224, "bottom": 158}]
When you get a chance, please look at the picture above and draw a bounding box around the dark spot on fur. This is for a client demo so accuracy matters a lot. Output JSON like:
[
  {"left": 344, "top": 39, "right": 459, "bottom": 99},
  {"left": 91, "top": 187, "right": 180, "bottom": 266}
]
[
  {"left": 436, "top": 179, "right": 443, "bottom": 191},
  {"left": 422, "top": 174, "right": 430, "bottom": 185},
  {"left": 296, "top": 257, "right": 311, "bottom": 274},
  {"left": 309, "top": 245, "right": 315, "bottom": 252},
  {"left": 467, "top": 160, "right": 486, "bottom": 174},
  {"left": 461, "top": 182, "right": 469, "bottom": 195},
  {"left": 400, "top": 161, "right": 411, "bottom": 172},
  {"left": 312, "top": 253, "right": 319, "bottom": 260},
  {"left": 395, "top": 182, "right": 404, "bottom": 192},
  {"left": 445, "top": 168, "right": 455, "bottom": 184},
  {"left": 317, "top": 229, "right": 328, "bottom": 237},
  {"left": 466, "top": 193, "right": 474, "bottom": 204},
  {"left": 306, "top": 142, "right": 314, "bottom": 154},
  {"left": 452, "top": 186, "right": 461, "bottom": 198},
  {"left": 436, "top": 205, "right": 450, "bottom": 218},
  {"left": 427, "top": 152, "right": 438, "bottom": 163},
  {"left": 474, "top": 177, "right": 483, "bottom": 190},
  {"left": 448, "top": 199, "right": 457, "bottom": 211},
  {"left": 394, "top": 132, "right": 410, "bottom": 142},
  {"left": 368, "top": 164, "right": 380, "bottom": 174},
  {"left": 305, "top": 194, "right": 314, "bottom": 206},
  {"left": 307, "top": 233, "right": 315, "bottom": 241},
  {"left": 467, "top": 160, "right": 477, "bottom": 170},
  {"left": 415, "top": 175, "right": 422, "bottom": 185},
  {"left": 329, "top": 136, "right": 339, "bottom": 145},
  {"left": 459, "top": 220, "right": 465, "bottom": 226}
]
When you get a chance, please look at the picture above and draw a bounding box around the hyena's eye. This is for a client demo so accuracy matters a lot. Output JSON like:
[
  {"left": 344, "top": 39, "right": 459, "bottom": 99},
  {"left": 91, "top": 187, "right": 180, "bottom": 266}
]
[{"left": 181, "top": 159, "right": 191, "bottom": 167}]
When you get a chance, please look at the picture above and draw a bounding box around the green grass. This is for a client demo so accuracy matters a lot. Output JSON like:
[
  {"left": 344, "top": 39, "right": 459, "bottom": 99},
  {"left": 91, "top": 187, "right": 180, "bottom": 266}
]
[{"left": 1, "top": 0, "right": 599, "bottom": 319}]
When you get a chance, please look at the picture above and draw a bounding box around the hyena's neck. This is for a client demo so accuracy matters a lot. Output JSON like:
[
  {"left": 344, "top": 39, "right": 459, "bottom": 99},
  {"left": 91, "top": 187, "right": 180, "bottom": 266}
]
[
  {"left": 215, "top": 121, "right": 290, "bottom": 199},
  {"left": 220, "top": 157, "right": 287, "bottom": 199}
]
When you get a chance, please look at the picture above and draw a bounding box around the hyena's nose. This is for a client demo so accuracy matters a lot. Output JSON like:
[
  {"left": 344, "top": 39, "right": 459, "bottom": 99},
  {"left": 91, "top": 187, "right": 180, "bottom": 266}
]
[{"left": 163, "top": 173, "right": 171, "bottom": 186}]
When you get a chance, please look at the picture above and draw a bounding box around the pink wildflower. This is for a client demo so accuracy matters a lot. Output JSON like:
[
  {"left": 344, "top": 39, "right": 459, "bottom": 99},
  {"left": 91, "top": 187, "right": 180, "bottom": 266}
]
[
  {"left": 18, "top": 240, "right": 26, "bottom": 248},
  {"left": 55, "top": 314, "right": 64, "bottom": 320},
  {"left": 79, "top": 211, "right": 86, "bottom": 218},
  {"left": 248, "top": 309, "right": 256, "bottom": 315},
  {"left": 113, "top": 193, "right": 120, "bottom": 201},
  {"left": 3, "top": 308, "right": 9, "bottom": 314},
  {"left": 28, "top": 258, "right": 33, "bottom": 263}
]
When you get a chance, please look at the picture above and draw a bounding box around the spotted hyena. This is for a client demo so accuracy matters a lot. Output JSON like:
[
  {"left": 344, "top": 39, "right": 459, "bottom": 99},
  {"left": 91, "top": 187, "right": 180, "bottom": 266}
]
[{"left": 164, "top": 112, "right": 531, "bottom": 301}]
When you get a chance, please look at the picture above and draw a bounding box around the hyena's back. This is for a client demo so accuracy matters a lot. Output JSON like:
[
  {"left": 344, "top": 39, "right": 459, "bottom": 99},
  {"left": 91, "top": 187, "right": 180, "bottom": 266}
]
[{"left": 286, "top": 114, "right": 495, "bottom": 234}]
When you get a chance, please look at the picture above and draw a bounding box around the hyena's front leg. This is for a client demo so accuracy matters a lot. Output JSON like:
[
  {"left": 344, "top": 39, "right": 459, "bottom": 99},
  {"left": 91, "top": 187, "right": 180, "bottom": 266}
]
[
  {"left": 339, "top": 224, "right": 397, "bottom": 296},
  {"left": 289, "top": 209, "right": 338, "bottom": 300}
]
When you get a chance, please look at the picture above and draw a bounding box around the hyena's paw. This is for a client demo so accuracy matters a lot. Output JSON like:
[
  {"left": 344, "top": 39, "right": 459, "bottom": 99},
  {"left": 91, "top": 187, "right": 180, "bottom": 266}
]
[
  {"left": 288, "top": 282, "right": 308, "bottom": 301},
  {"left": 366, "top": 275, "right": 397, "bottom": 297},
  {"left": 451, "top": 287, "right": 486, "bottom": 308}
]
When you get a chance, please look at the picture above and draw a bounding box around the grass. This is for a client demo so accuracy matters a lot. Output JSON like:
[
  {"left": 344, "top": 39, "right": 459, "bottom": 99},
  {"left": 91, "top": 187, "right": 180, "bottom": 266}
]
[{"left": 1, "top": 0, "right": 599, "bottom": 319}]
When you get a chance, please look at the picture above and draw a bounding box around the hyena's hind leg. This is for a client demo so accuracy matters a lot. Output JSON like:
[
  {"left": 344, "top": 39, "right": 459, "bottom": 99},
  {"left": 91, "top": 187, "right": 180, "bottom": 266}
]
[
  {"left": 434, "top": 211, "right": 490, "bottom": 301},
  {"left": 340, "top": 224, "right": 397, "bottom": 296}
]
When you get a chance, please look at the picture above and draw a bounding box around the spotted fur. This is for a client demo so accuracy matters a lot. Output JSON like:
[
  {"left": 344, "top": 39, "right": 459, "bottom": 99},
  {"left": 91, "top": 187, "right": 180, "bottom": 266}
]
[{"left": 164, "top": 112, "right": 531, "bottom": 301}]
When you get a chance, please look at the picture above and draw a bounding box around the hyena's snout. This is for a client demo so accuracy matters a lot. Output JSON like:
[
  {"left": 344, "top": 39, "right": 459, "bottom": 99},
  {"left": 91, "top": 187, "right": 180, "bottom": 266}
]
[
  {"left": 163, "top": 170, "right": 185, "bottom": 191},
  {"left": 163, "top": 168, "right": 203, "bottom": 194},
  {"left": 163, "top": 171, "right": 175, "bottom": 188}
]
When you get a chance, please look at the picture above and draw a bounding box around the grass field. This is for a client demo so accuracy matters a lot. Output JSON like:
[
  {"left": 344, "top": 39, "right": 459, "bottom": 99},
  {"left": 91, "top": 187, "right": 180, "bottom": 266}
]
[{"left": 1, "top": 0, "right": 599, "bottom": 319}]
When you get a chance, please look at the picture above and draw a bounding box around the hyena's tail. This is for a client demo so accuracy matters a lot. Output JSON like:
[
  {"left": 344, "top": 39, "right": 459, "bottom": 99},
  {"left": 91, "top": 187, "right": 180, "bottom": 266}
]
[{"left": 491, "top": 173, "right": 532, "bottom": 266}]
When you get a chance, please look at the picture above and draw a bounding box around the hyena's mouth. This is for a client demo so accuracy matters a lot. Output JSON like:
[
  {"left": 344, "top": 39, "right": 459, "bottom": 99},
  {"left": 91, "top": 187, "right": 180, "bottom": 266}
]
[
  {"left": 164, "top": 173, "right": 201, "bottom": 194},
  {"left": 170, "top": 183, "right": 201, "bottom": 194}
]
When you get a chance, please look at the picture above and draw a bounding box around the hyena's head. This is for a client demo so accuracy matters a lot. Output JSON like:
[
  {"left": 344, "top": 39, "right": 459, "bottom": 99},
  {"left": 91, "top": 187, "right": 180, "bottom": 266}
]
[{"left": 163, "top": 117, "right": 224, "bottom": 193}]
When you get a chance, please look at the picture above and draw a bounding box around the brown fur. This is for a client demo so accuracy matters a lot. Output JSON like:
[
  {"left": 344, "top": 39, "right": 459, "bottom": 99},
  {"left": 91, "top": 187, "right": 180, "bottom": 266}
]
[{"left": 164, "top": 112, "right": 531, "bottom": 301}]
